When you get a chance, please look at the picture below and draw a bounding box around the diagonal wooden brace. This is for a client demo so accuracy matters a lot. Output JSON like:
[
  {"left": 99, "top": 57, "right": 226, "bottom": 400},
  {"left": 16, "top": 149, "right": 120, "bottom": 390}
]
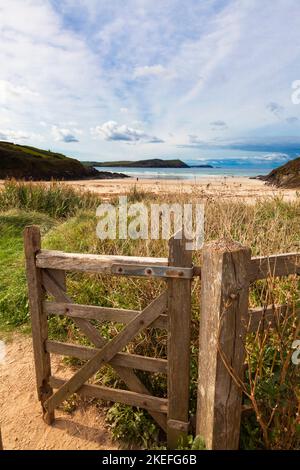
[
  {"left": 44, "top": 292, "right": 167, "bottom": 414},
  {"left": 45, "top": 272, "right": 166, "bottom": 411},
  {"left": 42, "top": 270, "right": 167, "bottom": 431}
]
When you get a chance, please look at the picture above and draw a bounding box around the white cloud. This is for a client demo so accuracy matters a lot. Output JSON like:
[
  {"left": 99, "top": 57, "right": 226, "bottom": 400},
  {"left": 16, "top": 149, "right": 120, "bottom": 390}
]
[
  {"left": 0, "top": 116, "right": 11, "bottom": 125},
  {"left": 210, "top": 120, "right": 228, "bottom": 131},
  {"left": 189, "top": 134, "right": 206, "bottom": 145},
  {"left": 0, "top": 0, "right": 118, "bottom": 149},
  {"left": 133, "top": 64, "right": 168, "bottom": 78},
  {"left": 91, "top": 121, "right": 163, "bottom": 143},
  {"left": 0, "top": 80, "right": 38, "bottom": 104},
  {"left": 60, "top": 121, "right": 80, "bottom": 127},
  {"left": 51, "top": 126, "right": 81, "bottom": 143},
  {"left": 256, "top": 153, "right": 289, "bottom": 161},
  {"left": 0, "top": 128, "right": 42, "bottom": 141}
]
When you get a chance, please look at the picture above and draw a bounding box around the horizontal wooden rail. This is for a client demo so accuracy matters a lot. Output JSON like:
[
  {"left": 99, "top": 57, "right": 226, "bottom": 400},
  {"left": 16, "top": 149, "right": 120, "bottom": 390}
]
[
  {"left": 43, "top": 301, "right": 168, "bottom": 329},
  {"left": 43, "top": 301, "right": 300, "bottom": 336},
  {"left": 249, "top": 253, "right": 300, "bottom": 282},
  {"left": 37, "top": 250, "right": 169, "bottom": 268},
  {"left": 49, "top": 376, "right": 168, "bottom": 413},
  {"left": 36, "top": 249, "right": 300, "bottom": 281},
  {"left": 247, "top": 305, "right": 300, "bottom": 332},
  {"left": 46, "top": 340, "right": 168, "bottom": 373},
  {"left": 36, "top": 250, "right": 201, "bottom": 279}
]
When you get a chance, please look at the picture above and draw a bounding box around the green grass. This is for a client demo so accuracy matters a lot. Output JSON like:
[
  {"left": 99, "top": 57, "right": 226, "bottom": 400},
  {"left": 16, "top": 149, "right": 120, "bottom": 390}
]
[
  {"left": 0, "top": 210, "right": 56, "bottom": 330},
  {"left": 0, "top": 141, "right": 97, "bottom": 179},
  {"left": 0, "top": 180, "right": 299, "bottom": 449},
  {"left": 0, "top": 180, "right": 101, "bottom": 329}
]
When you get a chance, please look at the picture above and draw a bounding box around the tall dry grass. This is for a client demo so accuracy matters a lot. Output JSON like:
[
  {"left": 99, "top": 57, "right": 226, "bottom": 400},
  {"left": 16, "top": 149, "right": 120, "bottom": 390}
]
[{"left": 0, "top": 179, "right": 100, "bottom": 218}]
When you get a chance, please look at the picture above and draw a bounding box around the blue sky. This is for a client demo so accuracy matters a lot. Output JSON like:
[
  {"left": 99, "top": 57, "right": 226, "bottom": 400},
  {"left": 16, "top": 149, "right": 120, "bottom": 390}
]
[{"left": 1, "top": 0, "right": 300, "bottom": 163}]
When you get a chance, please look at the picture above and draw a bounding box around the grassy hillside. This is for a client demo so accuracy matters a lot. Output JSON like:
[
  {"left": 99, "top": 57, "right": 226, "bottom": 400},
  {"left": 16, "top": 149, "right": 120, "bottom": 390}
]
[
  {"left": 0, "top": 141, "right": 127, "bottom": 180},
  {"left": 83, "top": 158, "right": 189, "bottom": 168},
  {"left": 263, "top": 157, "right": 300, "bottom": 188}
]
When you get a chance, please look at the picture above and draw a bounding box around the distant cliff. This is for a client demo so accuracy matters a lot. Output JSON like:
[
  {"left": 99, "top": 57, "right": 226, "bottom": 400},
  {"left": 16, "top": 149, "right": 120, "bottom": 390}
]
[
  {"left": 260, "top": 157, "right": 300, "bottom": 188},
  {"left": 189, "top": 164, "right": 213, "bottom": 168},
  {"left": 0, "top": 142, "right": 128, "bottom": 180},
  {"left": 84, "top": 158, "right": 189, "bottom": 168}
]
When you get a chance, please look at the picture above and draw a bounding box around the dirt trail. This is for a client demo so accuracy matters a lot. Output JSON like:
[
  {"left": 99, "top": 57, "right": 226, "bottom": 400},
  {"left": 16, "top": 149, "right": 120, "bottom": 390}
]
[{"left": 0, "top": 334, "right": 118, "bottom": 450}]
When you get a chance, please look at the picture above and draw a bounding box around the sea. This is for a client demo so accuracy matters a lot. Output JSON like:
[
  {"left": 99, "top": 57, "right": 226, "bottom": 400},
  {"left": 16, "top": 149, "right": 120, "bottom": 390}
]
[
  {"left": 95, "top": 152, "right": 296, "bottom": 180},
  {"left": 95, "top": 165, "right": 274, "bottom": 180}
]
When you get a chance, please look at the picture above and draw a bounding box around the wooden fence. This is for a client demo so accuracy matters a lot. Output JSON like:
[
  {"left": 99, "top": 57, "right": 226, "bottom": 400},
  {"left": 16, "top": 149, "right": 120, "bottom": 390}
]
[{"left": 24, "top": 226, "right": 299, "bottom": 449}]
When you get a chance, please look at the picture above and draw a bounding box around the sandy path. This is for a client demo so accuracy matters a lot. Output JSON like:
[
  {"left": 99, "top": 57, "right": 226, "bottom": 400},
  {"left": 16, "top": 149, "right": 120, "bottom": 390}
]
[{"left": 0, "top": 334, "right": 118, "bottom": 450}]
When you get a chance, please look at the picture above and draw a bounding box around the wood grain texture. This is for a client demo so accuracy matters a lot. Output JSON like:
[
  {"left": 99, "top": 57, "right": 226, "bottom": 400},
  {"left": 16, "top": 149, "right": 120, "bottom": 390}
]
[
  {"left": 49, "top": 376, "right": 168, "bottom": 413},
  {"left": 37, "top": 250, "right": 168, "bottom": 270},
  {"left": 167, "top": 232, "right": 192, "bottom": 449},
  {"left": 23, "top": 226, "right": 54, "bottom": 424},
  {"left": 43, "top": 301, "right": 168, "bottom": 329},
  {"left": 36, "top": 249, "right": 198, "bottom": 278},
  {"left": 196, "top": 240, "right": 251, "bottom": 450},
  {"left": 249, "top": 253, "right": 300, "bottom": 281},
  {"left": 42, "top": 269, "right": 167, "bottom": 432},
  {"left": 46, "top": 340, "right": 168, "bottom": 373},
  {"left": 45, "top": 292, "right": 167, "bottom": 414}
]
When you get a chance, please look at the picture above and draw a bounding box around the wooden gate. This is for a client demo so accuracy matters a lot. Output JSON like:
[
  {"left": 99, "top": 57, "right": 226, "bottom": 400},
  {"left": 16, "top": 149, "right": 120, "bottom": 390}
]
[
  {"left": 24, "top": 225, "right": 200, "bottom": 449},
  {"left": 24, "top": 226, "right": 300, "bottom": 449}
]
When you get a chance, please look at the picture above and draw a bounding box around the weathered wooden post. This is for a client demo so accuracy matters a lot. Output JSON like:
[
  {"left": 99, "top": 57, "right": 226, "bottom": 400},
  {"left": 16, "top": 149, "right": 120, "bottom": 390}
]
[
  {"left": 24, "top": 225, "right": 54, "bottom": 424},
  {"left": 167, "top": 232, "right": 193, "bottom": 448},
  {"left": 196, "top": 240, "right": 251, "bottom": 449}
]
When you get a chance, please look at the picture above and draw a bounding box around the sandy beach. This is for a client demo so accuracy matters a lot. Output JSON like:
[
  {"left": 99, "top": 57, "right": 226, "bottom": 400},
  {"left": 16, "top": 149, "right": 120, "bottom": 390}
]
[
  {"left": 59, "top": 176, "right": 298, "bottom": 202},
  {"left": 0, "top": 176, "right": 298, "bottom": 202}
]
